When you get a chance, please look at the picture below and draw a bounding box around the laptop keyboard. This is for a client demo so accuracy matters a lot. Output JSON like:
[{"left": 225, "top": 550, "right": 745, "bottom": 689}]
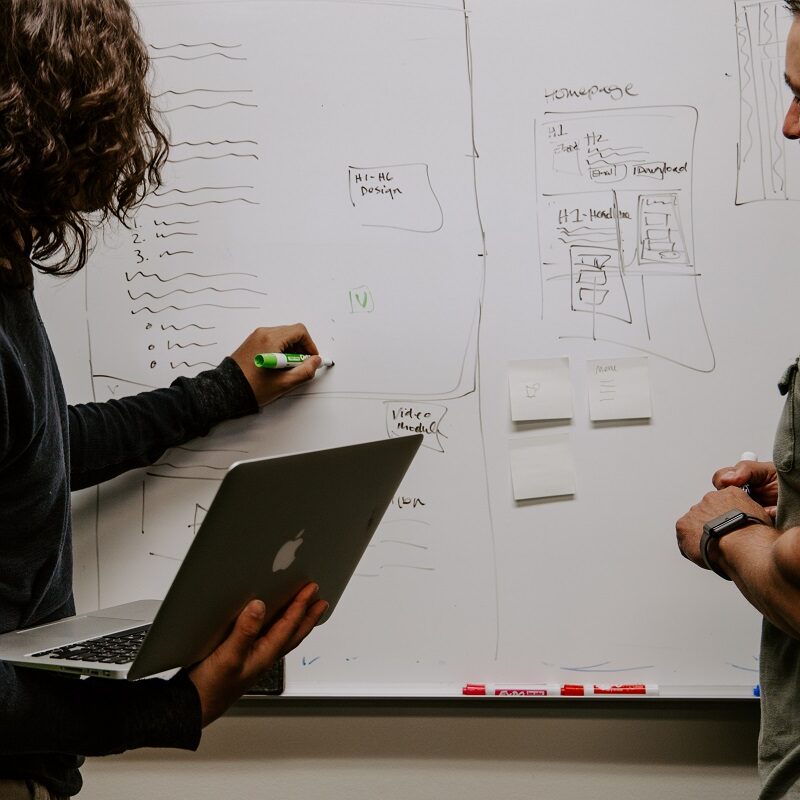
[{"left": 29, "top": 625, "right": 151, "bottom": 664}]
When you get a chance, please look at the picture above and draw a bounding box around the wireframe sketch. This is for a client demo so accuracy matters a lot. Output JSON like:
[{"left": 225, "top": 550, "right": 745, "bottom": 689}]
[
  {"left": 86, "top": 4, "right": 483, "bottom": 402},
  {"left": 736, "top": 0, "right": 800, "bottom": 203},
  {"left": 82, "top": 0, "right": 498, "bottom": 689},
  {"left": 535, "top": 106, "right": 715, "bottom": 372}
]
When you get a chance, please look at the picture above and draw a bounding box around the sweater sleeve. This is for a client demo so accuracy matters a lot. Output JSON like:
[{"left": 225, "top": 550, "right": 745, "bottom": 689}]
[
  {"left": 69, "top": 358, "right": 258, "bottom": 490},
  {"left": 0, "top": 663, "right": 201, "bottom": 756}
]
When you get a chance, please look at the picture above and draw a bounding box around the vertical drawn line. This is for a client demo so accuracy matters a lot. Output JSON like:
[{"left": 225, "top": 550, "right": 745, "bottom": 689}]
[
  {"left": 81, "top": 265, "right": 102, "bottom": 608},
  {"left": 612, "top": 189, "right": 625, "bottom": 273},
  {"left": 462, "top": 0, "right": 500, "bottom": 661},
  {"left": 746, "top": 6, "right": 768, "bottom": 200},
  {"left": 641, "top": 276, "right": 652, "bottom": 341},
  {"left": 533, "top": 122, "right": 546, "bottom": 323},
  {"left": 141, "top": 481, "right": 146, "bottom": 535},
  {"left": 687, "top": 105, "right": 717, "bottom": 372}
]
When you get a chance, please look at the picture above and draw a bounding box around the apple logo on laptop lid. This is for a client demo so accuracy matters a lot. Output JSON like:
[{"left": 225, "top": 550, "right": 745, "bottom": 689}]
[{"left": 272, "top": 530, "right": 304, "bottom": 573}]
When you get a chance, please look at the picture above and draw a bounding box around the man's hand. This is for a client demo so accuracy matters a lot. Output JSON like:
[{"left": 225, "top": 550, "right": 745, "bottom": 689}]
[
  {"left": 676, "top": 486, "right": 772, "bottom": 570},
  {"left": 713, "top": 458, "right": 779, "bottom": 520},
  {"left": 230, "top": 324, "right": 322, "bottom": 406},
  {"left": 188, "top": 583, "right": 328, "bottom": 727}
]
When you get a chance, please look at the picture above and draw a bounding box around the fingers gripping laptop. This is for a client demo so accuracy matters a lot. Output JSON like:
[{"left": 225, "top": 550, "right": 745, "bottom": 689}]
[{"left": 0, "top": 435, "right": 423, "bottom": 680}]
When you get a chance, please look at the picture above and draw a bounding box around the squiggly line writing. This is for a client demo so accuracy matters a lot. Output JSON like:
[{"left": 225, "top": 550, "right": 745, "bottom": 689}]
[
  {"left": 131, "top": 303, "right": 259, "bottom": 314},
  {"left": 170, "top": 361, "right": 217, "bottom": 369},
  {"left": 143, "top": 199, "right": 259, "bottom": 208},
  {"left": 171, "top": 139, "right": 257, "bottom": 147},
  {"left": 165, "top": 101, "right": 258, "bottom": 112},
  {"left": 154, "top": 88, "right": 253, "bottom": 97},
  {"left": 149, "top": 42, "right": 241, "bottom": 50},
  {"left": 154, "top": 185, "right": 254, "bottom": 196},
  {"left": 161, "top": 323, "right": 216, "bottom": 331},
  {"left": 127, "top": 270, "right": 257, "bottom": 282},
  {"left": 168, "top": 154, "right": 258, "bottom": 163},
  {"left": 151, "top": 53, "right": 247, "bottom": 62},
  {"left": 167, "top": 340, "right": 218, "bottom": 349},
  {"left": 128, "top": 286, "right": 267, "bottom": 300}
]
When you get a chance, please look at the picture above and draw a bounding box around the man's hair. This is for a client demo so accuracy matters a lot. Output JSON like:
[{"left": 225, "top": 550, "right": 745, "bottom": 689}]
[
  {"left": 787, "top": 1, "right": 800, "bottom": 15},
  {"left": 0, "top": 0, "right": 169, "bottom": 275}
]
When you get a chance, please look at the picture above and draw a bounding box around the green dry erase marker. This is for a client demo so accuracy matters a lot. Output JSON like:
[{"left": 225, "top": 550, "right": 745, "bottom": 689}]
[{"left": 254, "top": 353, "right": 335, "bottom": 369}]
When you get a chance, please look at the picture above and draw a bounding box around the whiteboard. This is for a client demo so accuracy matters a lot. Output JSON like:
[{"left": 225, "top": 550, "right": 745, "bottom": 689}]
[{"left": 36, "top": 0, "right": 800, "bottom": 697}]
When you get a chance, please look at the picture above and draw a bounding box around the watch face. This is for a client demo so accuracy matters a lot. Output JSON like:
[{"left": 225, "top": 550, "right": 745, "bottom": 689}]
[{"left": 706, "top": 511, "right": 747, "bottom": 538}]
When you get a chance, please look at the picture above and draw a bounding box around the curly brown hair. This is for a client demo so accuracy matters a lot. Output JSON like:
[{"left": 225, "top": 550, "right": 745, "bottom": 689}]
[
  {"left": 0, "top": 0, "right": 169, "bottom": 275},
  {"left": 788, "top": 1, "right": 800, "bottom": 15}
]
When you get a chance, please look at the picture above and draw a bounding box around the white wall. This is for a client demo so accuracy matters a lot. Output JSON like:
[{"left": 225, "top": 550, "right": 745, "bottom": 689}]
[{"left": 80, "top": 701, "right": 761, "bottom": 799}]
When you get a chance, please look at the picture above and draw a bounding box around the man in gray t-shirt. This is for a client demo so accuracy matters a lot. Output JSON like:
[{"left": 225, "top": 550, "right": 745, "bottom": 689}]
[{"left": 676, "top": 4, "right": 800, "bottom": 797}]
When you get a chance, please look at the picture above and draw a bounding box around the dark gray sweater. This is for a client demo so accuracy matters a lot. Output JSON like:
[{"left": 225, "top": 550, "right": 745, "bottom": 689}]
[{"left": 0, "top": 272, "right": 258, "bottom": 795}]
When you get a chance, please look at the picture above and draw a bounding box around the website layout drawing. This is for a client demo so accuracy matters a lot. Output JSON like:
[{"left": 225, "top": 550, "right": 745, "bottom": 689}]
[
  {"left": 736, "top": 0, "right": 800, "bottom": 203},
  {"left": 84, "top": 1, "right": 498, "bottom": 685},
  {"left": 535, "top": 106, "right": 715, "bottom": 372}
]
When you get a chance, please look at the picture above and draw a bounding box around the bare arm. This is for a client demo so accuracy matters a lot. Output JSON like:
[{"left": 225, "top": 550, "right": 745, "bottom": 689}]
[{"left": 676, "top": 462, "right": 800, "bottom": 639}]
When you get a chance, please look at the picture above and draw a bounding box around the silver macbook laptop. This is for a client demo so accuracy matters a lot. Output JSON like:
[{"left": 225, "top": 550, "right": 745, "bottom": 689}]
[{"left": 0, "top": 435, "right": 422, "bottom": 680}]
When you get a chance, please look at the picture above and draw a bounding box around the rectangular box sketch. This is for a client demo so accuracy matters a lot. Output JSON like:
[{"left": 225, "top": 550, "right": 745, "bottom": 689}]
[
  {"left": 88, "top": 1, "right": 484, "bottom": 404},
  {"left": 535, "top": 106, "right": 715, "bottom": 373},
  {"left": 736, "top": 0, "right": 800, "bottom": 203}
]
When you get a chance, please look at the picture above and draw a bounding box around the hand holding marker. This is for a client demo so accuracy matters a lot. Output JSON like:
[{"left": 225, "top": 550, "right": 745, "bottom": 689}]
[
  {"left": 254, "top": 353, "right": 335, "bottom": 369},
  {"left": 740, "top": 451, "right": 757, "bottom": 495}
]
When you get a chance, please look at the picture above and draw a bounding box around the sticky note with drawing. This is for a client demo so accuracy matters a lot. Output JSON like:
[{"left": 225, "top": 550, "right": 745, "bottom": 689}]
[{"left": 508, "top": 357, "right": 573, "bottom": 422}]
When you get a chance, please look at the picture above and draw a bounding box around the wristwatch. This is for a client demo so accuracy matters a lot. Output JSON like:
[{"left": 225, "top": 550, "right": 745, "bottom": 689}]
[{"left": 700, "top": 510, "right": 764, "bottom": 580}]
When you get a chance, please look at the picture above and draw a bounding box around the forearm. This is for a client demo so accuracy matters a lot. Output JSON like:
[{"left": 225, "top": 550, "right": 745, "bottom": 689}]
[
  {"left": 715, "top": 524, "right": 800, "bottom": 639},
  {"left": 69, "top": 358, "right": 256, "bottom": 490}
]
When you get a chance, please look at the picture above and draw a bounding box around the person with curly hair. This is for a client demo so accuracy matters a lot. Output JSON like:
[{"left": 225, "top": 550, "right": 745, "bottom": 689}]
[
  {"left": 677, "top": 5, "right": 800, "bottom": 796},
  {"left": 0, "top": 2, "right": 328, "bottom": 797}
]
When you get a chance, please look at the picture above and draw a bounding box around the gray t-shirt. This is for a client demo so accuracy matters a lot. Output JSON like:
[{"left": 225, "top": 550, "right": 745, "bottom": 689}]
[{"left": 760, "top": 357, "right": 800, "bottom": 793}]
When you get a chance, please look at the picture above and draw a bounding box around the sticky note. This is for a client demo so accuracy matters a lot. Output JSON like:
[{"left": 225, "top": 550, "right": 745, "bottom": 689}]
[
  {"left": 509, "top": 434, "right": 576, "bottom": 501},
  {"left": 587, "top": 357, "right": 652, "bottom": 421},
  {"left": 508, "top": 358, "right": 573, "bottom": 422}
]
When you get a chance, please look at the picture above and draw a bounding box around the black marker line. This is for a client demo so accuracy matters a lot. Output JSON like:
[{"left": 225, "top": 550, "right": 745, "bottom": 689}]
[
  {"left": 128, "top": 287, "right": 267, "bottom": 300},
  {"left": 149, "top": 42, "right": 241, "bottom": 50},
  {"left": 151, "top": 53, "right": 247, "bottom": 62},
  {"left": 167, "top": 341, "right": 218, "bottom": 349},
  {"left": 149, "top": 552, "right": 182, "bottom": 562},
  {"left": 170, "top": 361, "right": 217, "bottom": 370},
  {"left": 161, "top": 323, "right": 216, "bottom": 331},
  {"left": 131, "top": 303, "right": 260, "bottom": 314},
  {"left": 379, "top": 540, "right": 430, "bottom": 550},
  {"left": 158, "top": 251, "right": 194, "bottom": 257},
  {"left": 93, "top": 374, "right": 157, "bottom": 390},
  {"left": 165, "top": 102, "right": 258, "bottom": 112},
  {"left": 154, "top": 89, "right": 253, "bottom": 97},
  {"left": 127, "top": 270, "right": 257, "bottom": 282},
  {"left": 171, "top": 139, "right": 258, "bottom": 146},
  {"left": 143, "top": 199, "right": 260, "bottom": 208},
  {"left": 155, "top": 231, "right": 199, "bottom": 238},
  {"left": 168, "top": 154, "right": 258, "bottom": 163},
  {"left": 154, "top": 185, "right": 254, "bottom": 196},
  {"left": 154, "top": 219, "right": 199, "bottom": 226},
  {"left": 191, "top": 503, "right": 209, "bottom": 535}
]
